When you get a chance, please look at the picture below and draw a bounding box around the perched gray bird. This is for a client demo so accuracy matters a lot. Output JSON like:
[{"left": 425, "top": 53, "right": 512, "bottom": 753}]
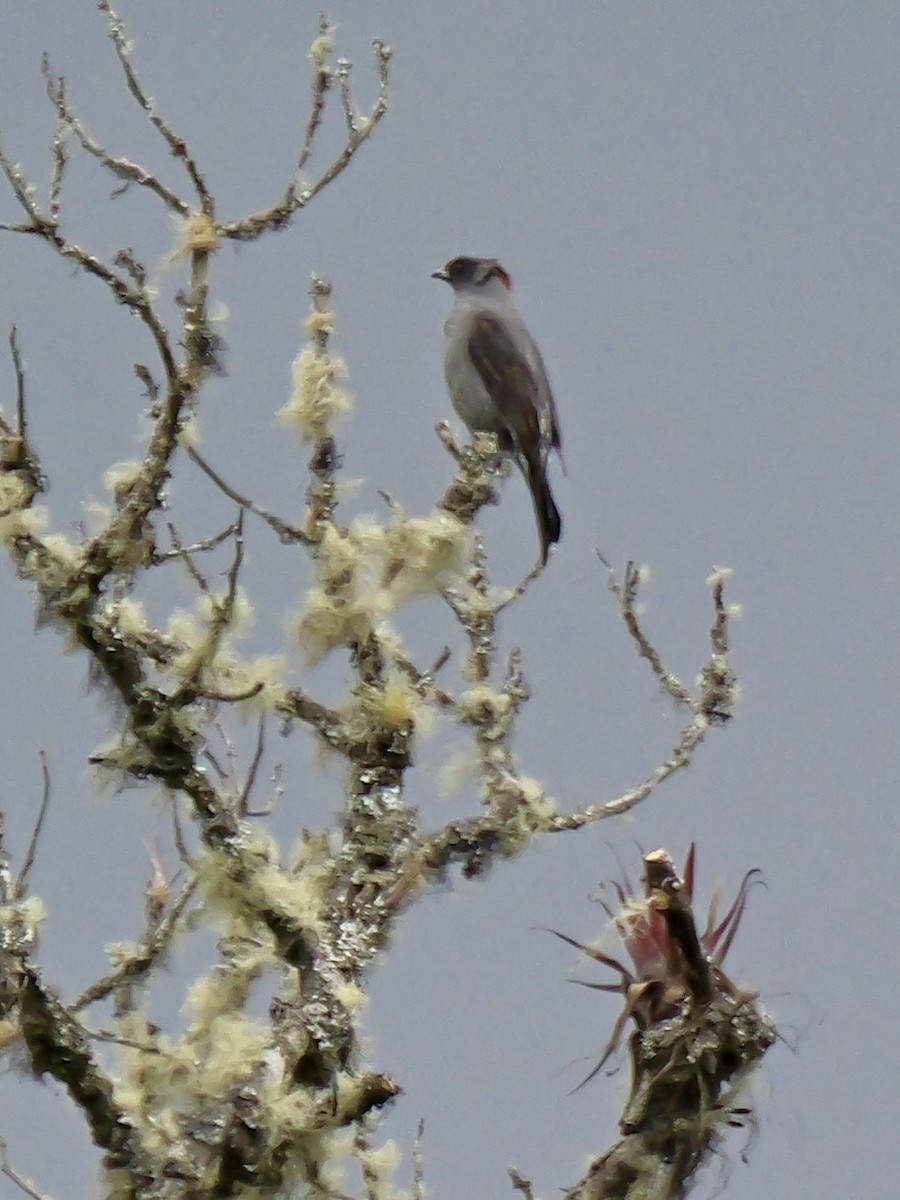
[{"left": 433, "top": 256, "right": 563, "bottom": 565}]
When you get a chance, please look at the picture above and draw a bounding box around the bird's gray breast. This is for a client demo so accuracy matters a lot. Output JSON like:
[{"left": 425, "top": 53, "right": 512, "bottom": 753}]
[{"left": 443, "top": 309, "right": 509, "bottom": 439}]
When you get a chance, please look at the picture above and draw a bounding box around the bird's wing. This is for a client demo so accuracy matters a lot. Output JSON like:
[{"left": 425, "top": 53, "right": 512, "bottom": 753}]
[
  {"left": 530, "top": 343, "right": 565, "bottom": 471},
  {"left": 467, "top": 312, "right": 543, "bottom": 456}
]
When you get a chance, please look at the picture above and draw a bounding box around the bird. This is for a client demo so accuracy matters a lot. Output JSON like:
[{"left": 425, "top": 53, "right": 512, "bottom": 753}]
[{"left": 432, "top": 255, "right": 563, "bottom": 566}]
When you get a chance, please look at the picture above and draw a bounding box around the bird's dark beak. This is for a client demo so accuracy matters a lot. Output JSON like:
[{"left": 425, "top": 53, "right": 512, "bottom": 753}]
[{"left": 431, "top": 267, "right": 449, "bottom": 281}]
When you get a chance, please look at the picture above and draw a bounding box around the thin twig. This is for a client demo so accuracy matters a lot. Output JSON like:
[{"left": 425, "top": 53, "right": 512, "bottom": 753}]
[
  {"left": 598, "top": 554, "right": 693, "bottom": 706},
  {"left": 219, "top": 38, "right": 391, "bottom": 242},
  {"left": 0, "top": 1138, "right": 55, "bottom": 1200},
  {"left": 412, "top": 1121, "right": 427, "bottom": 1200},
  {"left": 275, "top": 688, "right": 353, "bottom": 754},
  {"left": 551, "top": 567, "right": 737, "bottom": 828},
  {"left": 548, "top": 713, "right": 711, "bottom": 830},
  {"left": 15, "top": 752, "right": 51, "bottom": 900},
  {"left": 167, "top": 510, "right": 245, "bottom": 702},
  {"left": 166, "top": 521, "right": 211, "bottom": 593},
  {"left": 41, "top": 52, "right": 190, "bottom": 216},
  {"left": 89, "top": 1029, "right": 163, "bottom": 1054},
  {"left": 336, "top": 59, "right": 357, "bottom": 134},
  {"left": 197, "top": 679, "right": 264, "bottom": 704},
  {"left": 71, "top": 876, "right": 198, "bottom": 1012},
  {"left": 296, "top": 13, "right": 333, "bottom": 176},
  {"left": 239, "top": 714, "right": 268, "bottom": 817},
  {"left": 41, "top": 62, "right": 70, "bottom": 222},
  {"left": 170, "top": 798, "right": 193, "bottom": 867},
  {"left": 508, "top": 1170, "right": 536, "bottom": 1200},
  {"left": 8, "top": 326, "right": 26, "bottom": 438},
  {"left": 0, "top": 124, "right": 178, "bottom": 383},
  {"left": 97, "top": 0, "right": 211, "bottom": 214},
  {"left": 0, "top": 134, "right": 44, "bottom": 225},
  {"left": 153, "top": 519, "right": 239, "bottom": 564},
  {"left": 394, "top": 647, "right": 456, "bottom": 711},
  {"left": 186, "top": 444, "right": 308, "bottom": 543},
  {"left": 493, "top": 557, "right": 544, "bottom": 613}
]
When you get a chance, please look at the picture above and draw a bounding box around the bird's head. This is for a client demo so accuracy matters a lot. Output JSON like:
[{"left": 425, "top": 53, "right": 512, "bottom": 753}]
[{"left": 432, "top": 256, "right": 513, "bottom": 293}]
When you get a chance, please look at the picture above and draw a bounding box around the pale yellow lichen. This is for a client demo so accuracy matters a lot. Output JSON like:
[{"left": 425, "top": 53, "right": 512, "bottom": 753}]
[
  {"left": 103, "top": 459, "right": 143, "bottom": 496},
  {"left": 309, "top": 25, "right": 334, "bottom": 70},
  {"left": 346, "top": 514, "right": 387, "bottom": 557},
  {"left": 0, "top": 473, "right": 31, "bottom": 513},
  {"left": 184, "top": 1012, "right": 272, "bottom": 1099},
  {"left": 193, "top": 831, "right": 280, "bottom": 905},
  {"left": 20, "top": 895, "right": 45, "bottom": 928},
  {"left": 335, "top": 476, "right": 365, "bottom": 501},
  {"left": 168, "top": 634, "right": 212, "bottom": 682},
  {"left": 167, "top": 211, "right": 221, "bottom": 264},
  {"left": 193, "top": 835, "right": 328, "bottom": 952},
  {"left": 231, "top": 590, "right": 255, "bottom": 633},
  {"left": 41, "top": 532, "right": 83, "bottom": 569},
  {"left": 369, "top": 622, "right": 404, "bottom": 661},
  {"left": 305, "top": 308, "right": 334, "bottom": 337},
  {"left": 707, "top": 565, "right": 734, "bottom": 588},
  {"left": 104, "top": 939, "right": 143, "bottom": 967},
  {"left": 0, "top": 1019, "right": 22, "bottom": 1053},
  {"left": 192, "top": 587, "right": 254, "bottom": 639},
  {"left": 278, "top": 345, "right": 352, "bottom": 443},
  {"left": 293, "top": 587, "right": 391, "bottom": 664},
  {"left": 264, "top": 1088, "right": 320, "bottom": 1143},
  {"left": 459, "top": 685, "right": 512, "bottom": 726},
  {"left": 289, "top": 830, "right": 333, "bottom": 871},
  {"left": 0, "top": 504, "right": 46, "bottom": 545},
  {"left": 381, "top": 510, "right": 469, "bottom": 601},
  {"left": 356, "top": 1138, "right": 404, "bottom": 1194},
  {"left": 166, "top": 608, "right": 203, "bottom": 650},
  {"left": 333, "top": 979, "right": 369, "bottom": 1016},
  {"left": 205, "top": 652, "right": 287, "bottom": 709},
  {"left": 250, "top": 862, "right": 328, "bottom": 932},
  {"left": 82, "top": 496, "right": 112, "bottom": 527},
  {"left": 176, "top": 412, "right": 200, "bottom": 449},
  {"left": 438, "top": 751, "right": 477, "bottom": 797},
  {"left": 319, "top": 524, "right": 365, "bottom": 581},
  {"left": 376, "top": 673, "right": 417, "bottom": 728},
  {"left": 352, "top": 671, "right": 435, "bottom": 740},
  {"left": 183, "top": 957, "right": 269, "bottom": 1027},
  {"left": 113, "top": 597, "right": 150, "bottom": 637},
  {"left": 517, "top": 776, "right": 558, "bottom": 828}
]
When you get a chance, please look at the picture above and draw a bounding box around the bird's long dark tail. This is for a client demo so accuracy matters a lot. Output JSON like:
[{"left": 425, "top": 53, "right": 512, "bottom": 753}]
[{"left": 523, "top": 457, "right": 561, "bottom": 566}]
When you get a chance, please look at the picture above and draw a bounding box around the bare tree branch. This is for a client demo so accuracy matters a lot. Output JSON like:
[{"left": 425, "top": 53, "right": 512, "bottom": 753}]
[
  {"left": 40, "top": 53, "right": 190, "bottom": 217},
  {"left": 0, "top": 1138, "right": 56, "bottom": 1200},
  {"left": 219, "top": 39, "right": 392, "bottom": 242},
  {"left": 14, "top": 753, "right": 51, "bottom": 900},
  {"left": 71, "top": 876, "right": 198, "bottom": 1012},
  {"left": 186, "top": 443, "right": 309, "bottom": 543},
  {"left": 97, "top": 0, "right": 212, "bottom": 214},
  {"left": 550, "top": 564, "right": 738, "bottom": 830}
]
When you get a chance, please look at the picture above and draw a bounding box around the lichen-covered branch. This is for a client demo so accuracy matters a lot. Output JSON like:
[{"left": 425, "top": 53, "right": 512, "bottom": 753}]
[
  {"left": 0, "top": 10, "right": 403, "bottom": 1196},
  {"left": 0, "top": 7, "right": 766, "bottom": 1200}
]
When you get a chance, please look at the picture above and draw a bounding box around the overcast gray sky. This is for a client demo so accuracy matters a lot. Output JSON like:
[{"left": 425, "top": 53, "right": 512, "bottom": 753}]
[{"left": 1, "top": 4, "right": 899, "bottom": 1198}]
